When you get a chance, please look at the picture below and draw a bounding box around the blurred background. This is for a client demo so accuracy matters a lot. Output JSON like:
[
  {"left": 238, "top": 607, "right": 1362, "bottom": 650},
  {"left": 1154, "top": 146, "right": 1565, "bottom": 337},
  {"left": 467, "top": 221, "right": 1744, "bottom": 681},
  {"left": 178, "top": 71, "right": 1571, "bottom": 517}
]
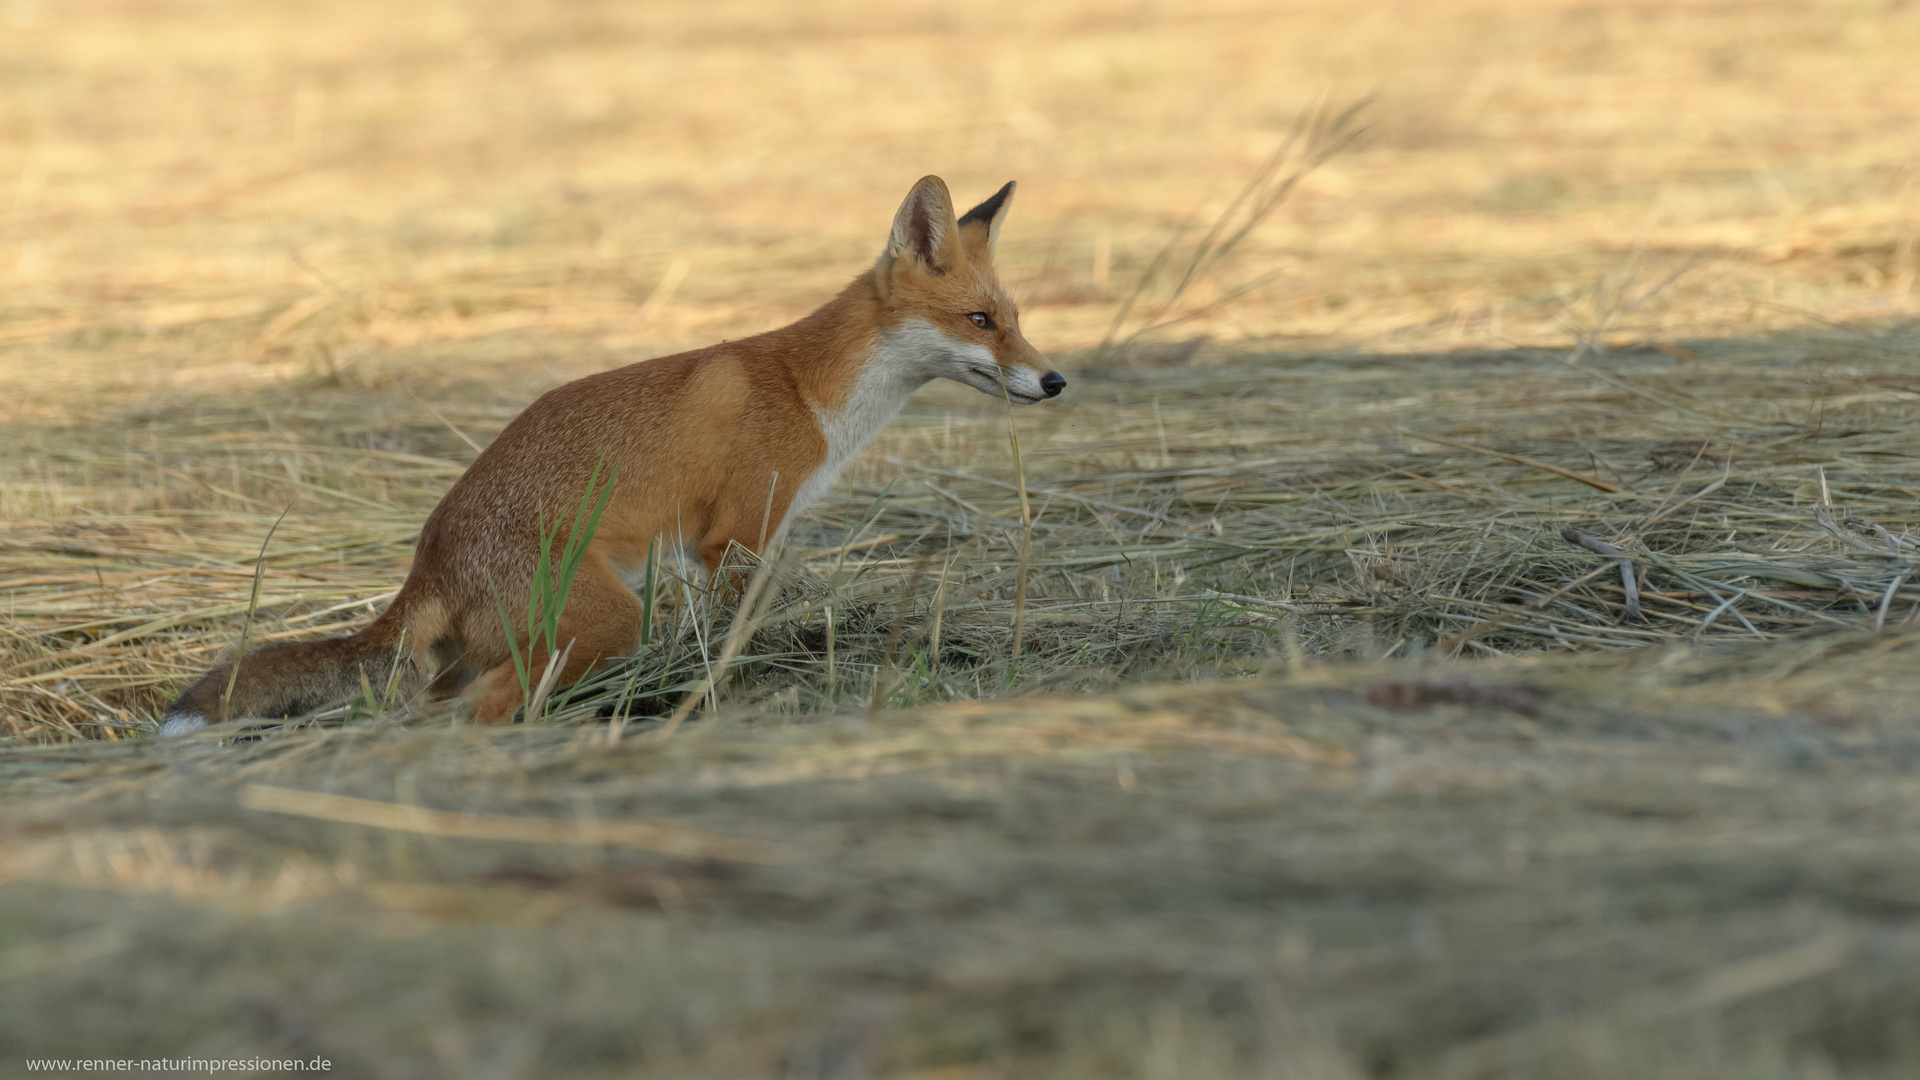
[{"left": 4, "top": 0, "right": 1916, "bottom": 413}]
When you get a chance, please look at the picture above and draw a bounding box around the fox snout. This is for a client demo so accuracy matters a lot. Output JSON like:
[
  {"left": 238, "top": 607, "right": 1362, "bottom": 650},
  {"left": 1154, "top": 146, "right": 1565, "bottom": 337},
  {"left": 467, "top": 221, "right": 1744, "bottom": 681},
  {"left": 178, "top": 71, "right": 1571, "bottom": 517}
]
[
  {"left": 995, "top": 336, "right": 1062, "bottom": 404},
  {"left": 1008, "top": 363, "right": 1064, "bottom": 401},
  {"left": 990, "top": 359, "right": 1063, "bottom": 405}
]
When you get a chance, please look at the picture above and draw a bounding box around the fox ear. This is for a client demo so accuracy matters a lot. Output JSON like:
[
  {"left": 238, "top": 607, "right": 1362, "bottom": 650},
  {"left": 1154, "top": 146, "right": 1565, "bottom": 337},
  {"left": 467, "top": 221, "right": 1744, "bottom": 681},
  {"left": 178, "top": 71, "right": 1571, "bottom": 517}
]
[
  {"left": 957, "top": 181, "right": 1016, "bottom": 254},
  {"left": 883, "top": 175, "right": 961, "bottom": 277}
]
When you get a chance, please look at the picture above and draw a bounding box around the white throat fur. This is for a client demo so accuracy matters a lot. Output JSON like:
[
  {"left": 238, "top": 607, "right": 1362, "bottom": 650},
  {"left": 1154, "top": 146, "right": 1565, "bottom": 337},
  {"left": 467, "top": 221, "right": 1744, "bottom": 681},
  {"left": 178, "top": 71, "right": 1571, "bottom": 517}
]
[{"left": 783, "top": 319, "right": 995, "bottom": 529}]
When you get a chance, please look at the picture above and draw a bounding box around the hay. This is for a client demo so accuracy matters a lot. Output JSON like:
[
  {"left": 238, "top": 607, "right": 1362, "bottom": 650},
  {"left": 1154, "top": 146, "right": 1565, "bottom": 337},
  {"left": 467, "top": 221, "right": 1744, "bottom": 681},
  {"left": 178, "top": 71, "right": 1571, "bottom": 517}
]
[
  {"left": 9, "top": 328, "right": 1920, "bottom": 738},
  {"left": 7, "top": 645, "right": 1920, "bottom": 1075}
]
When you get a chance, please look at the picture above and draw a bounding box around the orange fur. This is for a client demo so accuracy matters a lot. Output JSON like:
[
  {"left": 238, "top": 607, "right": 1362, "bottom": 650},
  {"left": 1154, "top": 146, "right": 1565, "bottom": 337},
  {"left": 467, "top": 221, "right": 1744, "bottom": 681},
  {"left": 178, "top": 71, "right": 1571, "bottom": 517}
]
[{"left": 161, "top": 177, "right": 1062, "bottom": 732}]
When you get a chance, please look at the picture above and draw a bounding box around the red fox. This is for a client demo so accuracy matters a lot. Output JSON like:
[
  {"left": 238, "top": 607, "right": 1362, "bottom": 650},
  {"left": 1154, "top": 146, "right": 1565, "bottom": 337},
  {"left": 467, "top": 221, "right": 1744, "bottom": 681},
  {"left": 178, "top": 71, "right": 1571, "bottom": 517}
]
[{"left": 160, "top": 177, "right": 1062, "bottom": 734}]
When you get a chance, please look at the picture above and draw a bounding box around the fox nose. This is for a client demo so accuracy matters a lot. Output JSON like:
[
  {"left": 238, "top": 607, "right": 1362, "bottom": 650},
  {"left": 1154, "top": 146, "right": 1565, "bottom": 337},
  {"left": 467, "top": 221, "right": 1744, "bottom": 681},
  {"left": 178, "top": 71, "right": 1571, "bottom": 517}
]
[{"left": 1039, "top": 371, "right": 1066, "bottom": 398}]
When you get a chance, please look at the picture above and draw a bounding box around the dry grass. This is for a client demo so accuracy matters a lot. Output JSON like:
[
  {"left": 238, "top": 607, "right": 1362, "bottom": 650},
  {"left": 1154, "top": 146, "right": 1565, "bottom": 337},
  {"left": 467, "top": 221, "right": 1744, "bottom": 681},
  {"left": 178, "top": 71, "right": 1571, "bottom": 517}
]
[
  {"left": 11, "top": 326, "right": 1920, "bottom": 738},
  {"left": 9, "top": 650, "right": 1920, "bottom": 1077},
  {"left": 6, "top": 0, "right": 1920, "bottom": 1075}
]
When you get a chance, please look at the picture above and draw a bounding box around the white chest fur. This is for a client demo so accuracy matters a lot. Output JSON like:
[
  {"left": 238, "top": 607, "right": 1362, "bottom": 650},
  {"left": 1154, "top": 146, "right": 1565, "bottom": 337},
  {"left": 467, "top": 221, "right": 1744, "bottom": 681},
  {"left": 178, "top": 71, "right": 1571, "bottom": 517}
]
[{"left": 781, "top": 319, "right": 993, "bottom": 535}]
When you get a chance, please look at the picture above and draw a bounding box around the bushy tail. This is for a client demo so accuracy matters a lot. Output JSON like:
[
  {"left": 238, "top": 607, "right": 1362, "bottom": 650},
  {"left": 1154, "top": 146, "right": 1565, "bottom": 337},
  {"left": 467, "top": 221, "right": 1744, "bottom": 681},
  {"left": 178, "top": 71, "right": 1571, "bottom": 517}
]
[{"left": 158, "top": 595, "right": 441, "bottom": 736}]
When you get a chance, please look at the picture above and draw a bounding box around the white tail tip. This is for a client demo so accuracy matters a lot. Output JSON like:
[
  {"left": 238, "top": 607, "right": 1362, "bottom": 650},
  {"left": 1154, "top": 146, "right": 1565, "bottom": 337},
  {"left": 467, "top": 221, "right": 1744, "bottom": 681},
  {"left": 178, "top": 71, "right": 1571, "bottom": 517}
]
[{"left": 158, "top": 712, "right": 210, "bottom": 737}]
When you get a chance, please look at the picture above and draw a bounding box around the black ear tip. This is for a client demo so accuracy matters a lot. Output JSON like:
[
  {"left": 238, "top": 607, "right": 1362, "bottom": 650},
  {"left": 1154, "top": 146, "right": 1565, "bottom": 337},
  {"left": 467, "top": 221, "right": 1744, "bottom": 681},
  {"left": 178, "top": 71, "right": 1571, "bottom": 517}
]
[{"left": 958, "top": 181, "right": 1016, "bottom": 227}]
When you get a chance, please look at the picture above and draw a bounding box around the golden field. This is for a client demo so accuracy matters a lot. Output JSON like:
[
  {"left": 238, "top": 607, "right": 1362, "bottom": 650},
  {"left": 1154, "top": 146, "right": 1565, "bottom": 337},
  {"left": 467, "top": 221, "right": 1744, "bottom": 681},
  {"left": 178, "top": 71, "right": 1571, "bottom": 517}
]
[{"left": 5, "top": 0, "right": 1920, "bottom": 1076}]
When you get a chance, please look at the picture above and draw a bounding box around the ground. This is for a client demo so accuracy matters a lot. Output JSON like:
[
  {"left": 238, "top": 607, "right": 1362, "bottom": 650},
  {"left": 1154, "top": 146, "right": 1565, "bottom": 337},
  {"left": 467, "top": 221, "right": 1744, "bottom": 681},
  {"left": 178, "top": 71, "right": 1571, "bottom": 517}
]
[{"left": 4, "top": 0, "right": 1920, "bottom": 1076}]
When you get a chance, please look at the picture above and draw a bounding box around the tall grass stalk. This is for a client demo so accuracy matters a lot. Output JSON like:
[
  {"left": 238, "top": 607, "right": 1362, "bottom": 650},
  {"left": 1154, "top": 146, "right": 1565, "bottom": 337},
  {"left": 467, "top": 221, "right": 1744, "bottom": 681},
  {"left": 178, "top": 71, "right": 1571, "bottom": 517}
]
[
  {"left": 638, "top": 536, "right": 658, "bottom": 650},
  {"left": 657, "top": 543, "right": 788, "bottom": 740},
  {"left": 1001, "top": 381, "right": 1035, "bottom": 666},
  {"left": 218, "top": 499, "right": 295, "bottom": 726},
  {"left": 928, "top": 547, "right": 955, "bottom": 676},
  {"left": 824, "top": 604, "right": 836, "bottom": 702},
  {"left": 488, "top": 460, "right": 618, "bottom": 720},
  {"left": 523, "top": 639, "right": 573, "bottom": 721},
  {"left": 870, "top": 555, "right": 932, "bottom": 713},
  {"left": 1094, "top": 95, "right": 1368, "bottom": 362},
  {"left": 818, "top": 482, "right": 895, "bottom": 705},
  {"left": 757, "top": 471, "right": 780, "bottom": 551}
]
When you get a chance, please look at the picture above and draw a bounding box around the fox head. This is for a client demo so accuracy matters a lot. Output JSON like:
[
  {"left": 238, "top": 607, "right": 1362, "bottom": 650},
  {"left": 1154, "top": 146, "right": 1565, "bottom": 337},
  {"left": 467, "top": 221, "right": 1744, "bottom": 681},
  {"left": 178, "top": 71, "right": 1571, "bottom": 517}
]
[{"left": 873, "top": 176, "right": 1064, "bottom": 404}]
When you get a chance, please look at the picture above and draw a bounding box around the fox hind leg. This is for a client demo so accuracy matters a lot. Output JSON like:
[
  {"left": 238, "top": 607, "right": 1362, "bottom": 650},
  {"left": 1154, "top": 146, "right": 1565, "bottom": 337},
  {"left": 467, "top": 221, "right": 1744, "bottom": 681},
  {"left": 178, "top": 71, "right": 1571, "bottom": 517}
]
[{"left": 462, "top": 558, "right": 643, "bottom": 724}]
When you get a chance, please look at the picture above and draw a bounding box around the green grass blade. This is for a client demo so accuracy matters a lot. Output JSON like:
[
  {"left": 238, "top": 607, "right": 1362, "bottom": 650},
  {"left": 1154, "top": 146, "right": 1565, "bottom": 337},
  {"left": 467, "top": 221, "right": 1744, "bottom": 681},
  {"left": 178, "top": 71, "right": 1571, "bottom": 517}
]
[
  {"left": 640, "top": 536, "right": 658, "bottom": 650},
  {"left": 489, "top": 579, "right": 532, "bottom": 702}
]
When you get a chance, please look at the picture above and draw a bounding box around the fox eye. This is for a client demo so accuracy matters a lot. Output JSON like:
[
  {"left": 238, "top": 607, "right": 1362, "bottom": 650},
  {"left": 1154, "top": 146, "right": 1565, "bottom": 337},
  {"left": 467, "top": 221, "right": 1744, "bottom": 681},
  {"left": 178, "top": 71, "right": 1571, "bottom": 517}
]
[{"left": 967, "top": 312, "right": 994, "bottom": 330}]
